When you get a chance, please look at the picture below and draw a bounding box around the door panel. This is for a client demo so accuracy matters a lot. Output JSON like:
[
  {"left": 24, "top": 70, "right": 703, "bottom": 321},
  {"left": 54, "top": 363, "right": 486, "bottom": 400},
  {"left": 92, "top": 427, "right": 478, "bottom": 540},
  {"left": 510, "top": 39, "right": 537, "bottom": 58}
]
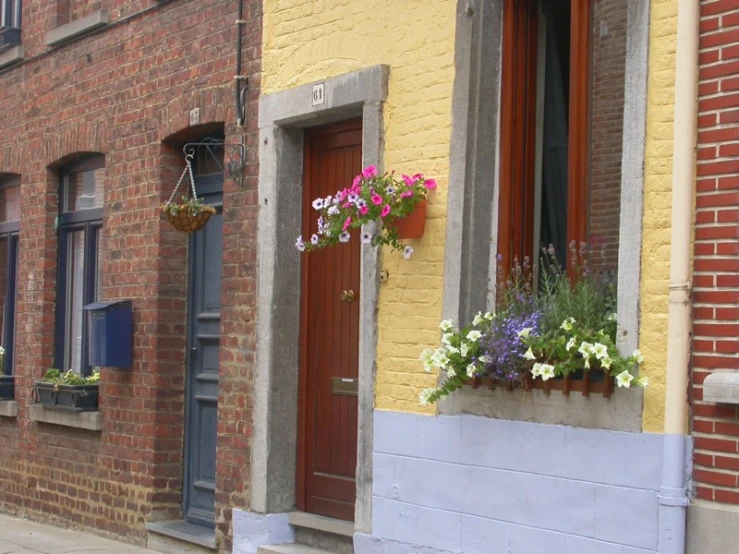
[
  {"left": 299, "top": 120, "right": 362, "bottom": 522},
  {"left": 183, "top": 175, "right": 222, "bottom": 528}
]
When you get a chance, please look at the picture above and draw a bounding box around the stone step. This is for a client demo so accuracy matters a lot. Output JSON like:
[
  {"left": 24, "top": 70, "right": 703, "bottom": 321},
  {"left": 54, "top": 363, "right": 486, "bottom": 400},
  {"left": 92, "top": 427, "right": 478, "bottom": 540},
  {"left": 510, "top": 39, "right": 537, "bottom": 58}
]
[{"left": 257, "top": 544, "right": 335, "bottom": 554}]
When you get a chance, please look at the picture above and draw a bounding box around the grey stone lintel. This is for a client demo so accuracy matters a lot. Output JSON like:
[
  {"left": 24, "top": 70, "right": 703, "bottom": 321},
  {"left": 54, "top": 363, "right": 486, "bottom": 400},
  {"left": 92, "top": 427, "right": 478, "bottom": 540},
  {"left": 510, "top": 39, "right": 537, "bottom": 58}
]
[
  {"left": 46, "top": 11, "right": 109, "bottom": 48},
  {"left": 29, "top": 404, "right": 102, "bottom": 431}
]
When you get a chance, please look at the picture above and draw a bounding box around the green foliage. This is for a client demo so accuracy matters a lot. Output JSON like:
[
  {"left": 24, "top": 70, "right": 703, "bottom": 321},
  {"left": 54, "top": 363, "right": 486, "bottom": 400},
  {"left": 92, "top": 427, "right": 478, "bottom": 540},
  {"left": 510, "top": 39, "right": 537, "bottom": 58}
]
[{"left": 41, "top": 368, "right": 100, "bottom": 386}]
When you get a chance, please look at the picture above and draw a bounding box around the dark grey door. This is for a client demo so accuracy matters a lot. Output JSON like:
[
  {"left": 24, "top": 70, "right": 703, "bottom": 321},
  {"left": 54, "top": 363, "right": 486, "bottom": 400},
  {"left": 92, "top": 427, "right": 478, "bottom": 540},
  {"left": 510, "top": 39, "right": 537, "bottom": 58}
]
[{"left": 183, "top": 174, "right": 223, "bottom": 528}]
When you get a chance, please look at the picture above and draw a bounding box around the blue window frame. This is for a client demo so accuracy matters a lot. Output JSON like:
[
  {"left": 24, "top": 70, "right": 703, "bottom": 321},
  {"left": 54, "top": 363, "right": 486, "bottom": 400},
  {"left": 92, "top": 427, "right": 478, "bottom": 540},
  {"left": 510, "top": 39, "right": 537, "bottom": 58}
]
[
  {"left": 0, "top": 176, "right": 20, "bottom": 377},
  {"left": 0, "top": 0, "right": 22, "bottom": 50},
  {"left": 56, "top": 157, "right": 104, "bottom": 376}
]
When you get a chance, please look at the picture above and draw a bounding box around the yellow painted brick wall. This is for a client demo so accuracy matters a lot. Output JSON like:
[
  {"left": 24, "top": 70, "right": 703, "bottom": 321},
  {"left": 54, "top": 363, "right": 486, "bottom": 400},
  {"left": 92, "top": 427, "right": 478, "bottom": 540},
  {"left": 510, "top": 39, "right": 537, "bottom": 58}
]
[
  {"left": 640, "top": 0, "right": 679, "bottom": 433},
  {"left": 264, "top": 1, "right": 457, "bottom": 414}
]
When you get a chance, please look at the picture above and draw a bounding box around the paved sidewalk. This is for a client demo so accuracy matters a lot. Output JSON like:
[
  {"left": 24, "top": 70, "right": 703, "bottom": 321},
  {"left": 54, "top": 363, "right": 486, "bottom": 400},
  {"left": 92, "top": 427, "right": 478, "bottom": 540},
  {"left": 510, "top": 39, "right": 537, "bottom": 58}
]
[{"left": 0, "top": 514, "right": 159, "bottom": 554}]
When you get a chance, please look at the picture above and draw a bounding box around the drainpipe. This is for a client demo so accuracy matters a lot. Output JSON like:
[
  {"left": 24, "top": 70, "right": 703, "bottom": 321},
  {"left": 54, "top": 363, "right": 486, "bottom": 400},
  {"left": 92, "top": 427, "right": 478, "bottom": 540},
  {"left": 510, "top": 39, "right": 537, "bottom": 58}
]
[{"left": 658, "top": 0, "right": 698, "bottom": 552}]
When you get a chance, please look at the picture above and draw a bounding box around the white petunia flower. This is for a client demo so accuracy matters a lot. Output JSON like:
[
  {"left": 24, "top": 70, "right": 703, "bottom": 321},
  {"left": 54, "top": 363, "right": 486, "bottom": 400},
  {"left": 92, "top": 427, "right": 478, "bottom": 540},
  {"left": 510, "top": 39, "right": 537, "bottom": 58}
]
[
  {"left": 431, "top": 349, "right": 450, "bottom": 369},
  {"left": 478, "top": 355, "right": 491, "bottom": 365},
  {"left": 472, "top": 312, "right": 485, "bottom": 326},
  {"left": 517, "top": 327, "right": 532, "bottom": 339},
  {"left": 312, "top": 198, "right": 324, "bottom": 211},
  {"left": 441, "top": 333, "right": 454, "bottom": 345},
  {"left": 632, "top": 349, "right": 644, "bottom": 364},
  {"left": 591, "top": 343, "right": 609, "bottom": 360},
  {"left": 607, "top": 312, "right": 617, "bottom": 322},
  {"left": 566, "top": 337, "right": 577, "bottom": 351},
  {"left": 531, "top": 363, "right": 543, "bottom": 378},
  {"left": 484, "top": 312, "right": 495, "bottom": 321},
  {"left": 637, "top": 376, "right": 649, "bottom": 388},
  {"left": 328, "top": 205, "right": 339, "bottom": 216},
  {"left": 295, "top": 236, "right": 306, "bottom": 252},
  {"left": 339, "top": 232, "right": 351, "bottom": 243},
  {"left": 440, "top": 320, "right": 454, "bottom": 332},
  {"left": 446, "top": 344, "right": 460, "bottom": 355},
  {"left": 539, "top": 364, "right": 556, "bottom": 381},
  {"left": 460, "top": 342, "right": 470, "bottom": 358},
  {"left": 324, "top": 195, "right": 333, "bottom": 205},
  {"left": 419, "top": 388, "right": 435, "bottom": 406},
  {"left": 466, "top": 364, "right": 477, "bottom": 378},
  {"left": 578, "top": 342, "right": 593, "bottom": 360},
  {"left": 600, "top": 356, "right": 612, "bottom": 369},
  {"left": 362, "top": 232, "right": 373, "bottom": 244},
  {"left": 403, "top": 246, "right": 414, "bottom": 259},
  {"left": 560, "top": 317, "right": 576, "bottom": 331},
  {"left": 466, "top": 330, "right": 482, "bottom": 342},
  {"left": 419, "top": 348, "right": 434, "bottom": 372},
  {"left": 447, "top": 367, "right": 457, "bottom": 378},
  {"left": 310, "top": 234, "right": 319, "bottom": 245},
  {"left": 348, "top": 193, "right": 359, "bottom": 203},
  {"left": 523, "top": 347, "right": 536, "bottom": 361},
  {"left": 616, "top": 371, "right": 634, "bottom": 388}
]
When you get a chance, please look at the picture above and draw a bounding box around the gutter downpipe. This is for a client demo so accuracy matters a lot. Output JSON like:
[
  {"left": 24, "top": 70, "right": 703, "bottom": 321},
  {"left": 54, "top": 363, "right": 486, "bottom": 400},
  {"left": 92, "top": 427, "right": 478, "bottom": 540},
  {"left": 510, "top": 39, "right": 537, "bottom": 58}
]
[{"left": 658, "top": 0, "right": 698, "bottom": 552}]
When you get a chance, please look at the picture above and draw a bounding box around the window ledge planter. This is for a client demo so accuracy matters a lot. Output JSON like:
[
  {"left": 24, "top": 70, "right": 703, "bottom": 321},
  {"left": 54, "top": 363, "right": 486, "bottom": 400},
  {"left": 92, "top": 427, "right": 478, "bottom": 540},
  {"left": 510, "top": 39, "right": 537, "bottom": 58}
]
[
  {"left": 467, "top": 370, "right": 615, "bottom": 398},
  {"left": 33, "top": 382, "right": 99, "bottom": 411},
  {"left": 0, "top": 375, "right": 14, "bottom": 400}
]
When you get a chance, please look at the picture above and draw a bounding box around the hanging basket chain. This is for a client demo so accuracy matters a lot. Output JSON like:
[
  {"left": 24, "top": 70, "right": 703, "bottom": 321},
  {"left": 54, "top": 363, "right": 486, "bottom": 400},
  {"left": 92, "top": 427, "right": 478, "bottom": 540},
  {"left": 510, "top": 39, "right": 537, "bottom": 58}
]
[{"left": 166, "top": 154, "right": 198, "bottom": 206}]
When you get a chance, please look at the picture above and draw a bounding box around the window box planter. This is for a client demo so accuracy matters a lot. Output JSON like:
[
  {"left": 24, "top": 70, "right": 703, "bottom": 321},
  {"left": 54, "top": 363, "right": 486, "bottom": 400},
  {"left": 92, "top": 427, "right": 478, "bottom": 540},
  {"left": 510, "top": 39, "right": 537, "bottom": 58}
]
[
  {"left": 0, "top": 376, "right": 14, "bottom": 400},
  {"left": 467, "top": 370, "right": 615, "bottom": 398},
  {"left": 33, "top": 382, "right": 99, "bottom": 411},
  {"left": 390, "top": 200, "right": 427, "bottom": 239}
]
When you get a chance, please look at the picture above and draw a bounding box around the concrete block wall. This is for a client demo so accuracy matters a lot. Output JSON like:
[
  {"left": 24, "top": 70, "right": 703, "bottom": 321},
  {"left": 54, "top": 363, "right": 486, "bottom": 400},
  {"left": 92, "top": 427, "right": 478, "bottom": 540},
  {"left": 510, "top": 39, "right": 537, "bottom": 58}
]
[
  {"left": 359, "top": 411, "right": 670, "bottom": 554},
  {"left": 690, "top": 0, "right": 739, "bottom": 505}
]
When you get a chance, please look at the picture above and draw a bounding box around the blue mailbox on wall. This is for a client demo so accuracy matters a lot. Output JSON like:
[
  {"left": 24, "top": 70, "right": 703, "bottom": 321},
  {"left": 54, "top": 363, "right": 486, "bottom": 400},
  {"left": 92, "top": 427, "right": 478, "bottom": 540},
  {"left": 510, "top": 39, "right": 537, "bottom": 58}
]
[{"left": 83, "top": 300, "right": 133, "bottom": 368}]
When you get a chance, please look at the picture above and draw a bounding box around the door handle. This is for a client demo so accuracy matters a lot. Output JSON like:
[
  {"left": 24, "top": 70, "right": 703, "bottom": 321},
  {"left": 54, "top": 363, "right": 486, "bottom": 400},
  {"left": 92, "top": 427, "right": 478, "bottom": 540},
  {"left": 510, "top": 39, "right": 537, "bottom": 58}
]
[{"left": 341, "top": 290, "right": 355, "bottom": 303}]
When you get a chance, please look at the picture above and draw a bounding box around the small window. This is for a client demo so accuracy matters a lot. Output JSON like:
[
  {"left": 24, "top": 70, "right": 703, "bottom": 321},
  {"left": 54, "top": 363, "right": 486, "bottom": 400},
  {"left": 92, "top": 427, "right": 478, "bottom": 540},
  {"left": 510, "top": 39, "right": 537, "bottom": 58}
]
[
  {"left": 0, "top": 176, "right": 19, "bottom": 377},
  {"left": 0, "top": 0, "right": 22, "bottom": 50},
  {"left": 498, "top": 0, "right": 625, "bottom": 276},
  {"left": 56, "top": 157, "right": 104, "bottom": 376}
]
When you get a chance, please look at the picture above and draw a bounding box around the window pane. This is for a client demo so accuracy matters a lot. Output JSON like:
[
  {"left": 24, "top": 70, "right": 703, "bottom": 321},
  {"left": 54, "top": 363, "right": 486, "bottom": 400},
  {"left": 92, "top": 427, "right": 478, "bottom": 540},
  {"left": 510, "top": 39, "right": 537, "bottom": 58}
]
[
  {"left": 0, "top": 184, "right": 20, "bottom": 223},
  {"left": 95, "top": 229, "right": 103, "bottom": 300},
  {"left": 588, "top": 0, "right": 627, "bottom": 278},
  {"left": 0, "top": 239, "right": 6, "bottom": 370},
  {"left": 64, "top": 167, "right": 105, "bottom": 212},
  {"left": 65, "top": 231, "right": 85, "bottom": 373}
]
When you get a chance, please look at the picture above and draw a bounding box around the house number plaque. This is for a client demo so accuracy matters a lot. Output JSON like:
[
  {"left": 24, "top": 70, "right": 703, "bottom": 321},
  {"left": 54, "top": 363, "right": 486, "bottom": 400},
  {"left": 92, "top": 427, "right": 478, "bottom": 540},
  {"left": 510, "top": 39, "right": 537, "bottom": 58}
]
[{"left": 312, "top": 83, "right": 325, "bottom": 106}]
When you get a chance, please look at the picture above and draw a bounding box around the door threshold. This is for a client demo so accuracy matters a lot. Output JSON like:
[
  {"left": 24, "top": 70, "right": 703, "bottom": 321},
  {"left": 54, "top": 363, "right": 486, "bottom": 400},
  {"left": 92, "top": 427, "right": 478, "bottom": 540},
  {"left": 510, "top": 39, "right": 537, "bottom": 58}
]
[
  {"left": 288, "top": 511, "right": 354, "bottom": 538},
  {"left": 146, "top": 519, "right": 216, "bottom": 551}
]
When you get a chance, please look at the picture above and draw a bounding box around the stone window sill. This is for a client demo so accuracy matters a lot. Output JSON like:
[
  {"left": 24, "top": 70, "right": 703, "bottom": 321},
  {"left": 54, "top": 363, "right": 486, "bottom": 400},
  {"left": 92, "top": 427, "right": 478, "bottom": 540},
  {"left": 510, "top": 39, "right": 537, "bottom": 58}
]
[
  {"left": 703, "top": 372, "right": 739, "bottom": 405},
  {"left": 46, "top": 11, "right": 109, "bottom": 48},
  {"left": 29, "top": 404, "right": 102, "bottom": 431},
  {"left": 0, "top": 46, "right": 23, "bottom": 70},
  {"left": 0, "top": 401, "right": 18, "bottom": 418}
]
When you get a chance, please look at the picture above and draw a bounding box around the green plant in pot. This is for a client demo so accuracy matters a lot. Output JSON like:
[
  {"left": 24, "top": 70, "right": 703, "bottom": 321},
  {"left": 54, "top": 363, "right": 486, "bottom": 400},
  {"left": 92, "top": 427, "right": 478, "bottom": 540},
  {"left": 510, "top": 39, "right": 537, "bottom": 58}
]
[{"left": 34, "top": 368, "right": 101, "bottom": 411}]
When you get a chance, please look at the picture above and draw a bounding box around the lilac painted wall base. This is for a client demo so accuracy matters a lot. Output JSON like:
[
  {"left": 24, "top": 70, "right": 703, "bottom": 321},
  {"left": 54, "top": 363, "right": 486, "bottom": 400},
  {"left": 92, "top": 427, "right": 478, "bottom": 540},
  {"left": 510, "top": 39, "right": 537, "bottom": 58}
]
[{"left": 357, "top": 410, "right": 691, "bottom": 554}]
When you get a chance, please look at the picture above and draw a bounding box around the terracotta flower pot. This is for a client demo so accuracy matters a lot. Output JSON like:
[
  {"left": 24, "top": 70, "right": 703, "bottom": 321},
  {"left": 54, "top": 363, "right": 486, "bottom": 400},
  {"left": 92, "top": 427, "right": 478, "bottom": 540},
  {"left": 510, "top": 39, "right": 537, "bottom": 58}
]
[{"left": 393, "top": 201, "right": 427, "bottom": 239}]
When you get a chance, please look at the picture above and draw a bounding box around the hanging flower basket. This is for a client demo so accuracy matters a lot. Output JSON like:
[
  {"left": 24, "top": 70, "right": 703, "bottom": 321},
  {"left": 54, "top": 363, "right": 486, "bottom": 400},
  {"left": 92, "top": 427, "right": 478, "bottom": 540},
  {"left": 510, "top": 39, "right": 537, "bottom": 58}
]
[
  {"left": 162, "top": 202, "right": 216, "bottom": 233},
  {"left": 161, "top": 154, "right": 216, "bottom": 233},
  {"left": 391, "top": 200, "right": 427, "bottom": 239}
]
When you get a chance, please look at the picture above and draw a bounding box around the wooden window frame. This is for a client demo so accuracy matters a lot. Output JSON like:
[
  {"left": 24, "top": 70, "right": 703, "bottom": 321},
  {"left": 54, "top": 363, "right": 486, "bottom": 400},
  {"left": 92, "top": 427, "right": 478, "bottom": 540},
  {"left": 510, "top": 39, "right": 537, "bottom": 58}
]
[{"left": 498, "top": 0, "right": 592, "bottom": 273}]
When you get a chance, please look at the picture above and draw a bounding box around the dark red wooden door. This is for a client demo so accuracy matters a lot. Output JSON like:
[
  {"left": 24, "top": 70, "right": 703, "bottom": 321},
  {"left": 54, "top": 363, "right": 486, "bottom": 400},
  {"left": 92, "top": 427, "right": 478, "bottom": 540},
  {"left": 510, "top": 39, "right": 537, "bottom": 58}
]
[{"left": 298, "top": 119, "right": 362, "bottom": 522}]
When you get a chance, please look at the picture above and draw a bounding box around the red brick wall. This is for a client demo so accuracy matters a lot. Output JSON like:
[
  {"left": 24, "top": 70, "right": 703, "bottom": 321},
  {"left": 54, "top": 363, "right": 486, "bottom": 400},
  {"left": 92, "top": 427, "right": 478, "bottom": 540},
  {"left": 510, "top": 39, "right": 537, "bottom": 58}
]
[
  {"left": 691, "top": 0, "right": 739, "bottom": 505},
  {"left": 0, "top": 1, "right": 261, "bottom": 551}
]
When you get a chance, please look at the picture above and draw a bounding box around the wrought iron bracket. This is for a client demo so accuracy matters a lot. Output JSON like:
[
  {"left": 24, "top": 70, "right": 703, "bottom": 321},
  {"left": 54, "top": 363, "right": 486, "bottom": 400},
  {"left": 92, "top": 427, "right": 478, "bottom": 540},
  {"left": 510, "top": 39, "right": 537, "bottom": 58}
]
[{"left": 183, "top": 137, "right": 246, "bottom": 181}]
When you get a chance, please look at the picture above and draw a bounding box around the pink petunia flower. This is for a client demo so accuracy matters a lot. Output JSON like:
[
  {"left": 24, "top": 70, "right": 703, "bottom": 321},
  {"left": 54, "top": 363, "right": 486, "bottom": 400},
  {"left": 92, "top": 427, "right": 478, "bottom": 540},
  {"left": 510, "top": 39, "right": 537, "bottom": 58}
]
[
  {"left": 359, "top": 205, "right": 369, "bottom": 216},
  {"left": 424, "top": 178, "right": 437, "bottom": 189},
  {"left": 352, "top": 175, "right": 362, "bottom": 189},
  {"left": 343, "top": 216, "right": 352, "bottom": 231},
  {"left": 381, "top": 204, "right": 391, "bottom": 218},
  {"left": 412, "top": 173, "right": 424, "bottom": 181},
  {"left": 402, "top": 174, "right": 414, "bottom": 186},
  {"left": 362, "top": 165, "right": 378, "bottom": 178},
  {"left": 371, "top": 192, "right": 383, "bottom": 206},
  {"left": 400, "top": 190, "right": 414, "bottom": 198},
  {"left": 343, "top": 202, "right": 352, "bottom": 208}
]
